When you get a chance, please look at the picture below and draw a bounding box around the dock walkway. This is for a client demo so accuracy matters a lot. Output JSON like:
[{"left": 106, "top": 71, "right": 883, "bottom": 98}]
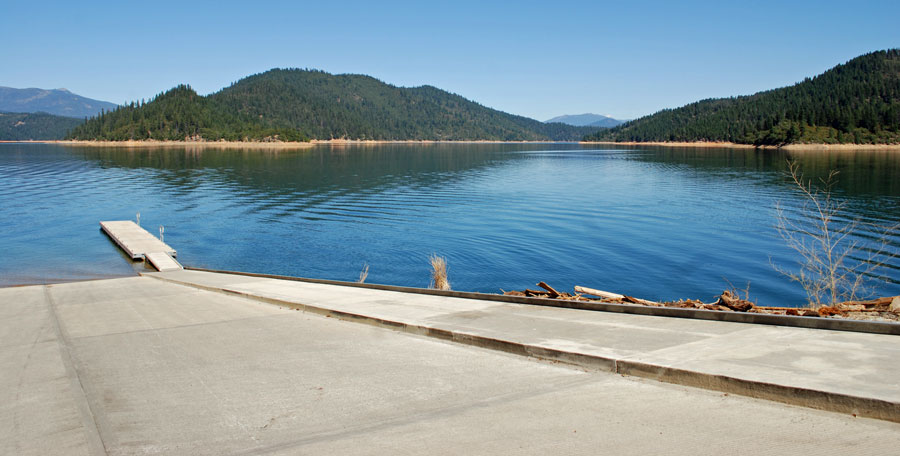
[{"left": 100, "top": 221, "right": 180, "bottom": 271}]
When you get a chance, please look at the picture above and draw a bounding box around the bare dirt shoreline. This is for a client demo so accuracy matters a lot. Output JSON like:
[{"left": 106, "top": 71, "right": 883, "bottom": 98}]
[
  {"left": 4, "top": 139, "right": 316, "bottom": 149},
  {"left": 4, "top": 139, "right": 900, "bottom": 150},
  {"left": 581, "top": 140, "right": 900, "bottom": 150},
  {"left": 4, "top": 139, "right": 560, "bottom": 149}
]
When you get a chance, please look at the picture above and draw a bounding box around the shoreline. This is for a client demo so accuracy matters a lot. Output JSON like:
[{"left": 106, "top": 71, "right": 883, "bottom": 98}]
[
  {"left": 581, "top": 140, "right": 900, "bottom": 150},
  {"left": 3, "top": 139, "right": 900, "bottom": 151},
  {"left": 4, "top": 139, "right": 567, "bottom": 149},
  {"left": 11, "top": 139, "right": 317, "bottom": 149}
]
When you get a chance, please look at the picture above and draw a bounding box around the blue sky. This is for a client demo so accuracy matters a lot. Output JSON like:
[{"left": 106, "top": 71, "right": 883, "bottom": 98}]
[{"left": 2, "top": 0, "right": 898, "bottom": 120}]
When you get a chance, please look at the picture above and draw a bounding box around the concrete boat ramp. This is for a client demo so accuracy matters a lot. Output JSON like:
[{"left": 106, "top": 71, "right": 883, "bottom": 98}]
[{"left": 2, "top": 269, "right": 900, "bottom": 455}]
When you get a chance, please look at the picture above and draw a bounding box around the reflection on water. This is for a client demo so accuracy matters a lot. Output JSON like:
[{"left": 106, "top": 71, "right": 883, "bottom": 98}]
[{"left": 1, "top": 143, "right": 897, "bottom": 306}]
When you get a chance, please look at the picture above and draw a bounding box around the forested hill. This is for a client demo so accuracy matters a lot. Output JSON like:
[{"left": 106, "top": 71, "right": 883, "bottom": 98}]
[
  {"left": 0, "top": 112, "right": 83, "bottom": 140},
  {"left": 68, "top": 85, "right": 307, "bottom": 142},
  {"left": 68, "top": 70, "right": 600, "bottom": 142},
  {"left": 210, "top": 70, "right": 598, "bottom": 140},
  {"left": 585, "top": 49, "right": 900, "bottom": 145}
]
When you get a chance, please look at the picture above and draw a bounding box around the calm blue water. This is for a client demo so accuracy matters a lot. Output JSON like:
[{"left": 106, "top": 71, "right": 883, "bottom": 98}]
[{"left": 1, "top": 143, "right": 898, "bottom": 306}]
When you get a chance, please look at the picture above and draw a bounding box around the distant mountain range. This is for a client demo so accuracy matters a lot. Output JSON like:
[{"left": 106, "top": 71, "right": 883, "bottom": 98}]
[
  {"left": 9, "top": 49, "right": 899, "bottom": 145},
  {"left": 545, "top": 113, "right": 625, "bottom": 128},
  {"left": 69, "top": 70, "right": 602, "bottom": 141},
  {"left": 586, "top": 49, "right": 900, "bottom": 145},
  {"left": 0, "top": 87, "right": 117, "bottom": 118}
]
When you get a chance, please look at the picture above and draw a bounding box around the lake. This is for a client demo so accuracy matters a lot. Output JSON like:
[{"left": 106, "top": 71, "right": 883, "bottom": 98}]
[{"left": 1, "top": 142, "right": 898, "bottom": 306}]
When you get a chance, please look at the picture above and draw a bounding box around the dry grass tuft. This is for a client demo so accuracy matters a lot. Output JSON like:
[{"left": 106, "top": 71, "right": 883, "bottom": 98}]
[{"left": 429, "top": 255, "right": 451, "bottom": 291}]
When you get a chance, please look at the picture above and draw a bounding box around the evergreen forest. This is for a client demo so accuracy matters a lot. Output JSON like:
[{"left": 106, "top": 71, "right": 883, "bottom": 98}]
[
  {"left": 0, "top": 112, "right": 84, "bottom": 140},
  {"left": 586, "top": 49, "right": 900, "bottom": 145},
  {"left": 67, "top": 85, "right": 308, "bottom": 142},
  {"left": 69, "top": 73, "right": 598, "bottom": 142}
]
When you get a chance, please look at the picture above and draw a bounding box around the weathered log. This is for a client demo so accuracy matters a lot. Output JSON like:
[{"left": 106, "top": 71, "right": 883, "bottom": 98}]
[
  {"left": 713, "top": 290, "right": 754, "bottom": 312},
  {"left": 503, "top": 290, "right": 526, "bottom": 297},
  {"left": 524, "top": 289, "right": 550, "bottom": 297},
  {"left": 831, "top": 296, "right": 897, "bottom": 309},
  {"left": 818, "top": 306, "right": 843, "bottom": 317},
  {"left": 574, "top": 286, "right": 624, "bottom": 300},
  {"left": 574, "top": 286, "right": 659, "bottom": 306},
  {"left": 536, "top": 281, "right": 561, "bottom": 298}
]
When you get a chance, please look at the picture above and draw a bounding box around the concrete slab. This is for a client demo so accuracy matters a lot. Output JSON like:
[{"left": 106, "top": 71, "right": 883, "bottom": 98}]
[
  {"left": 46, "top": 276, "right": 191, "bottom": 308},
  {"left": 68, "top": 311, "right": 592, "bottom": 454},
  {"left": 0, "top": 286, "right": 94, "bottom": 456},
  {"left": 45, "top": 278, "right": 283, "bottom": 340},
  {"left": 262, "top": 380, "right": 900, "bottom": 456},
  {"left": 4, "top": 276, "right": 896, "bottom": 455},
  {"left": 0, "top": 285, "right": 54, "bottom": 350},
  {"left": 150, "top": 269, "right": 900, "bottom": 421},
  {"left": 621, "top": 325, "right": 900, "bottom": 404},
  {"left": 0, "top": 342, "right": 92, "bottom": 456}
]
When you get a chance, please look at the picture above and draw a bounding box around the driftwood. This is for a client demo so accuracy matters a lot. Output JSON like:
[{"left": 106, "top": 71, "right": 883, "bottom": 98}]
[
  {"left": 503, "top": 282, "right": 900, "bottom": 322},
  {"left": 574, "top": 286, "right": 658, "bottom": 306},
  {"left": 574, "top": 285, "right": 624, "bottom": 300},
  {"left": 525, "top": 283, "right": 587, "bottom": 300},
  {"left": 524, "top": 289, "right": 550, "bottom": 297},
  {"left": 537, "top": 281, "right": 561, "bottom": 298},
  {"left": 712, "top": 290, "right": 755, "bottom": 312}
]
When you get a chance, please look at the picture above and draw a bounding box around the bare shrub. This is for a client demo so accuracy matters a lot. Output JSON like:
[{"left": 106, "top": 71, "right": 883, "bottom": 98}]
[
  {"left": 772, "top": 161, "right": 897, "bottom": 308},
  {"left": 723, "top": 278, "right": 755, "bottom": 305}
]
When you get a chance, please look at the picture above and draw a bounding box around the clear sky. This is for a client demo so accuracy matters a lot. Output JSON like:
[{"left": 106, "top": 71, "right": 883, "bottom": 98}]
[{"left": 2, "top": 0, "right": 898, "bottom": 121}]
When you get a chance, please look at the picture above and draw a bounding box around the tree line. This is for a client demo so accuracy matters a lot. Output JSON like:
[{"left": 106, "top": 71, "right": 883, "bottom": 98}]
[
  {"left": 586, "top": 49, "right": 900, "bottom": 145},
  {"left": 68, "top": 85, "right": 308, "bottom": 142},
  {"left": 69, "top": 71, "right": 599, "bottom": 142},
  {"left": 0, "top": 111, "right": 83, "bottom": 140}
]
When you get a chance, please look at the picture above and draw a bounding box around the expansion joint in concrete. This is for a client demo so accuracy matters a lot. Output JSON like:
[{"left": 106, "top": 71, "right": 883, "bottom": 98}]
[{"left": 43, "top": 286, "right": 109, "bottom": 456}]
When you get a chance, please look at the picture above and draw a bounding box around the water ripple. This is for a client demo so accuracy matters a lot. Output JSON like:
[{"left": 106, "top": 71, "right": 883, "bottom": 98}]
[{"left": 2, "top": 143, "right": 898, "bottom": 306}]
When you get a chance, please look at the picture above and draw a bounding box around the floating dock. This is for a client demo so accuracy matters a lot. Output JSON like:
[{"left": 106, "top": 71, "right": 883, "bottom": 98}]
[{"left": 100, "top": 220, "right": 181, "bottom": 271}]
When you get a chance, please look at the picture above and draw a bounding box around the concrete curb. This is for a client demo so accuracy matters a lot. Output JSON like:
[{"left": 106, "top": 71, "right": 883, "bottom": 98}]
[
  {"left": 183, "top": 266, "right": 900, "bottom": 336},
  {"left": 147, "top": 272, "right": 900, "bottom": 423},
  {"left": 614, "top": 360, "right": 900, "bottom": 422}
]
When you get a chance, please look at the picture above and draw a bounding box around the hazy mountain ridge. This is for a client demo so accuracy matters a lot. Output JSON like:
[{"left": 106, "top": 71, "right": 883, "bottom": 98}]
[
  {"left": 0, "top": 87, "right": 117, "bottom": 118},
  {"left": 586, "top": 49, "right": 900, "bottom": 145},
  {"left": 545, "top": 113, "right": 625, "bottom": 128}
]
